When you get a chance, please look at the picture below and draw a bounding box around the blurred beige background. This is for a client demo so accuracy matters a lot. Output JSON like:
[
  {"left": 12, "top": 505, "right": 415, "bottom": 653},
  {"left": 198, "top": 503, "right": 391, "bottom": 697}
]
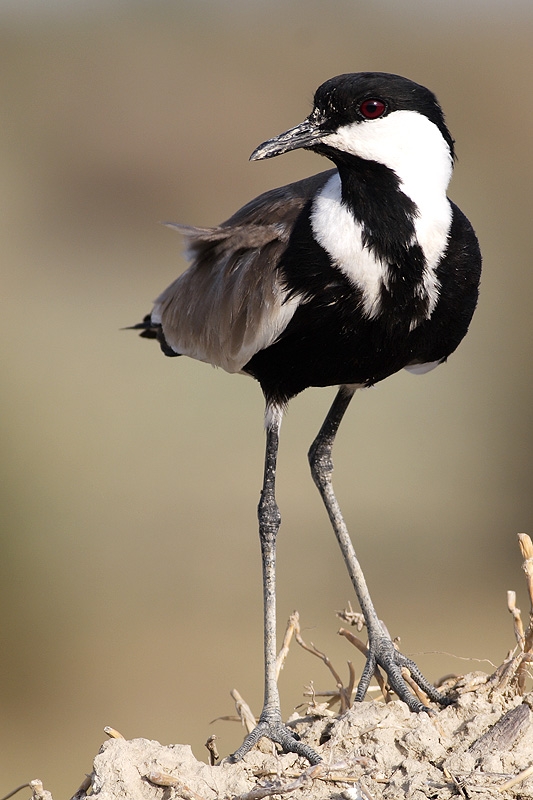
[{"left": 1, "top": 0, "right": 532, "bottom": 795}]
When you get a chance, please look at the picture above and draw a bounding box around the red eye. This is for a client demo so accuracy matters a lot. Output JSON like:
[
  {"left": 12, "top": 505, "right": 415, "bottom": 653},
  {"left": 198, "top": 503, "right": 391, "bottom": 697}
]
[{"left": 360, "top": 98, "right": 387, "bottom": 119}]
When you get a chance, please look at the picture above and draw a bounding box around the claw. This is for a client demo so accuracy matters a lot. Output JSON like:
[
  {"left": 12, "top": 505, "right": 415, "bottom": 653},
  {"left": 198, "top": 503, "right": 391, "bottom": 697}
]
[
  {"left": 229, "top": 716, "right": 321, "bottom": 764},
  {"left": 356, "top": 634, "right": 450, "bottom": 711}
]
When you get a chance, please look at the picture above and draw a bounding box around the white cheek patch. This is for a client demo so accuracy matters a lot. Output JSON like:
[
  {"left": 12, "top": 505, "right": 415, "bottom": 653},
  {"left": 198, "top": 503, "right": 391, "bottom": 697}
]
[
  {"left": 321, "top": 110, "right": 453, "bottom": 198},
  {"left": 311, "top": 172, "right": 388, "bottom": 318}
]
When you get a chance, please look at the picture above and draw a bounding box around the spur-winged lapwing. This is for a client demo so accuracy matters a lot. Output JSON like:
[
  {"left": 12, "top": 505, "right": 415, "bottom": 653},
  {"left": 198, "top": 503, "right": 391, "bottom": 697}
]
[{"left": 132, "top": 72, "right": 482, "bottom": 764}]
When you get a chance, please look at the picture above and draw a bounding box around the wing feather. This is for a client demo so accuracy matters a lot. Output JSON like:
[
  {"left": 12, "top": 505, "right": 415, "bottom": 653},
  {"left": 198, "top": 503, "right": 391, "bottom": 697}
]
[{"left": 152, "top": 170, "right": 335, "bottom": 373}]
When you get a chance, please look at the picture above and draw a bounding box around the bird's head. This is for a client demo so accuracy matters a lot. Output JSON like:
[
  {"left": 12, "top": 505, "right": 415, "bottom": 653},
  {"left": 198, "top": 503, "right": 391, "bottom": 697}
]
[{"left": 250, "top": 72, "right": 455, "bottom": 192}]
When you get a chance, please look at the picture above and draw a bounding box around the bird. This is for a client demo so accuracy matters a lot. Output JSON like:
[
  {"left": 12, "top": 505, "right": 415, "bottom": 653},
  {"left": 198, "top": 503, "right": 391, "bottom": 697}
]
[{"left": 132, "top": 72, "right": 482, "bottom": 765}]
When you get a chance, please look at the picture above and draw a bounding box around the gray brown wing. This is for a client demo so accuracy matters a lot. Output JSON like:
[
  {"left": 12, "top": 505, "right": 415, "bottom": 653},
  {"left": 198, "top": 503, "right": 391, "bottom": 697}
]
[{"left": 152, "top": 170, "right": 336, "bottom": 373}]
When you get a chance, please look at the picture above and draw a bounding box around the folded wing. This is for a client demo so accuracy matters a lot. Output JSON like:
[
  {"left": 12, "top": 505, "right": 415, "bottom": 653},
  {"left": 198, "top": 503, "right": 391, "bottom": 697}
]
[{"left": 151, "top": 170, "right": 336, "bottom": 373}]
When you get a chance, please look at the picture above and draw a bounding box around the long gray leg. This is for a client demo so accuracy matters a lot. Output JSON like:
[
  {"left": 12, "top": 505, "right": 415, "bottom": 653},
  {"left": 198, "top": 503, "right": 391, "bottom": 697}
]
[
  {"left": 230, "top": 404, "right": 321, "bottom": 764},
  {"left": 308, "top": 385, "right": 448, "bottom": 710}
]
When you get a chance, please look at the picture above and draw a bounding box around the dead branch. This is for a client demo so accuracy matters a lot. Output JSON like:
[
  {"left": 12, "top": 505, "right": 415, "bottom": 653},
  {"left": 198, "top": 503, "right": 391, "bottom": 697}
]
[
  {"left": 145, "top": 772, "right": 207, "bottom": 800},
  {"left": 205, "top": 735, "right": 219, "bottom": 765},
  {"left": 230, "top": 689, "right": 257, "bottom": 733},
  {"left": 502, "top": 534, "right": 533, "bottom": 693},
  {"left": 400, "top": 666, "right": 432, "bottom": 706},
  {"left": 498, "top": 763, "right": 533, "bottom": 792},
  {"left": 0, "top": 785, "right": 33, "bottom": 800},
  {"left": 336, "top": 601, "right": 365, "bottom": 631},
  {"left": 276, "top": 610, "right": 300, "bottom": 680},
  {"left": 294, "top": 627, "right": 351, "bottom": 711},
  {"left": 518, "top": 533, "right": 533, "bottom": 653},
  {"left": 235, "top": 761, "right": 365, "bottom": 800},
  {"left": 507, "top": 591, "right": 526, "bottom": 649},
  {"left": 235, "top": 763, "right": 325, "bottom": 800},
  {"left": 104, "top": 726, "right": 125, "bottom": 740}
]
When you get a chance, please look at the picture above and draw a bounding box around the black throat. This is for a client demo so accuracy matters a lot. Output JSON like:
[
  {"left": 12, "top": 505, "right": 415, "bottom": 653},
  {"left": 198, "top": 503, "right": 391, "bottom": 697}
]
[{"left": 314, "top": 147, "right": 430, "bottom": 324}]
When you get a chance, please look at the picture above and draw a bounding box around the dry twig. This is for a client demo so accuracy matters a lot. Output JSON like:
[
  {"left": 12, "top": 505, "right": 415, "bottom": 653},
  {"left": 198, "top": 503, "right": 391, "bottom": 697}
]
[
  {"left": 276, "top": 611, "right": 300, "bottom": 680},
  {"left": 145, "top": 772, "right": 207, "bottom": 800},
  {"left": 294, "top": 627, "right": 351, "bottom": 711},
  {"left": 205, "top": 734, "right": 219, "bottom": 765},
  {"left": 70, "top": 774, "right": 92, "bottom": 800},
  {"left": 235, "top": 761, "right": 364, "bottom": 800},
  {"left": 346, "top": 660, "right": 357, "bottom": 703},
  {"left": 498, "top": 762, "right": 533, "bottom": 792},
  {"left": 235, "top": 763, "right": 324, "bottom": 800},
  {"left": 230, "top": 689, "right": 257, "bottom": 734},
  {"left": 28, "top": 782, "right": 53, "bottom": 800},
  {"left": 400, "top": 667, "right": 432, "bottom": 706},
  {"left": 502, "top": 534, "right": 533, "bottom": 693},
  {"left": 518, "top": 533, "right": 533, "bottom": 653},
  {"left": 0, "top": 785, "right": 33, "bottom": 800},
  {"left": 507, "top": 590, "right": 525, "bottom": 650},
  {"left": 0, "top": 781, "right": 54, "bottom": 800},
  {"left": 104, "top": 726, "right": 125, "bottom": 740},
  {"left": 336, "top": 601, "right": 365, "bottom": 631}
]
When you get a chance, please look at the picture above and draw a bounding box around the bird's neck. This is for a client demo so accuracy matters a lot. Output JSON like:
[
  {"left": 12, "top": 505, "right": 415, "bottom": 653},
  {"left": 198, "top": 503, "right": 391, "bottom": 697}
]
[
  {"left": 336, "top": 155, "right": 420, "bottom": 260},
  {"left": 323, "top": 108, "right": 454, "bottom": 222},
  {"left": 310, "top": 158, "right": 452, "bottom": 326}
]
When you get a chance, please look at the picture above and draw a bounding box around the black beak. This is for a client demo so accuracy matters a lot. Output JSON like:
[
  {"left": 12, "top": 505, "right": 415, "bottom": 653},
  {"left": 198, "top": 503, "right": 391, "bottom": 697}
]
[{"left": 250, "top": 117, "right": 325, "bottom": 161}]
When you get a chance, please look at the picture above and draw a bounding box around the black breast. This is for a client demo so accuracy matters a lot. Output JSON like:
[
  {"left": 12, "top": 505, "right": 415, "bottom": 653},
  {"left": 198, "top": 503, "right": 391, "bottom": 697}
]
[{"left": 243, "top": 201, "right": 481, "bottom": 406}]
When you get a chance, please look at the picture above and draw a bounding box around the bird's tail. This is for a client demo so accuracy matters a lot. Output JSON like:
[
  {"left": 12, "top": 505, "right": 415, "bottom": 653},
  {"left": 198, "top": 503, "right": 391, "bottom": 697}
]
[
  {"left": 125, "top": 314, "right": 180, "bottom": 357},
  {"left": 125, "top": 313, "right": 159, "bottom": 340}
]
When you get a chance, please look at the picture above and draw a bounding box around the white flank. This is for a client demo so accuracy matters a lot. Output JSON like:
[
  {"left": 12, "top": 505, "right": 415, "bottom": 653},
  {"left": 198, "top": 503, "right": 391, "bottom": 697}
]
[
  {"left": 404, "top": 359, "right": 442, "bottom": 375},
  {"left": 316, "top": 110, "right": 454, "bottom": 322}
]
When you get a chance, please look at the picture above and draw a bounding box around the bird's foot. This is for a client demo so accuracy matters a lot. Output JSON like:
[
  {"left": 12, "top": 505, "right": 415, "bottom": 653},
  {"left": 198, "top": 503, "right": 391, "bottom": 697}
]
[
  {"left": 228, "top": 711, "right": 321, "bottom": 764},
  {"left": 357, "top": 633, "right": 452, "bottom": 712}
]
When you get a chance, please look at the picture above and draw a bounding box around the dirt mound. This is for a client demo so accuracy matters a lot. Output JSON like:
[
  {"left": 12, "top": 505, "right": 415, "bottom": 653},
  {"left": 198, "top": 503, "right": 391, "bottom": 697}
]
[{"left": 61, "top": 663, "right": 532, "bottom": 800}]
